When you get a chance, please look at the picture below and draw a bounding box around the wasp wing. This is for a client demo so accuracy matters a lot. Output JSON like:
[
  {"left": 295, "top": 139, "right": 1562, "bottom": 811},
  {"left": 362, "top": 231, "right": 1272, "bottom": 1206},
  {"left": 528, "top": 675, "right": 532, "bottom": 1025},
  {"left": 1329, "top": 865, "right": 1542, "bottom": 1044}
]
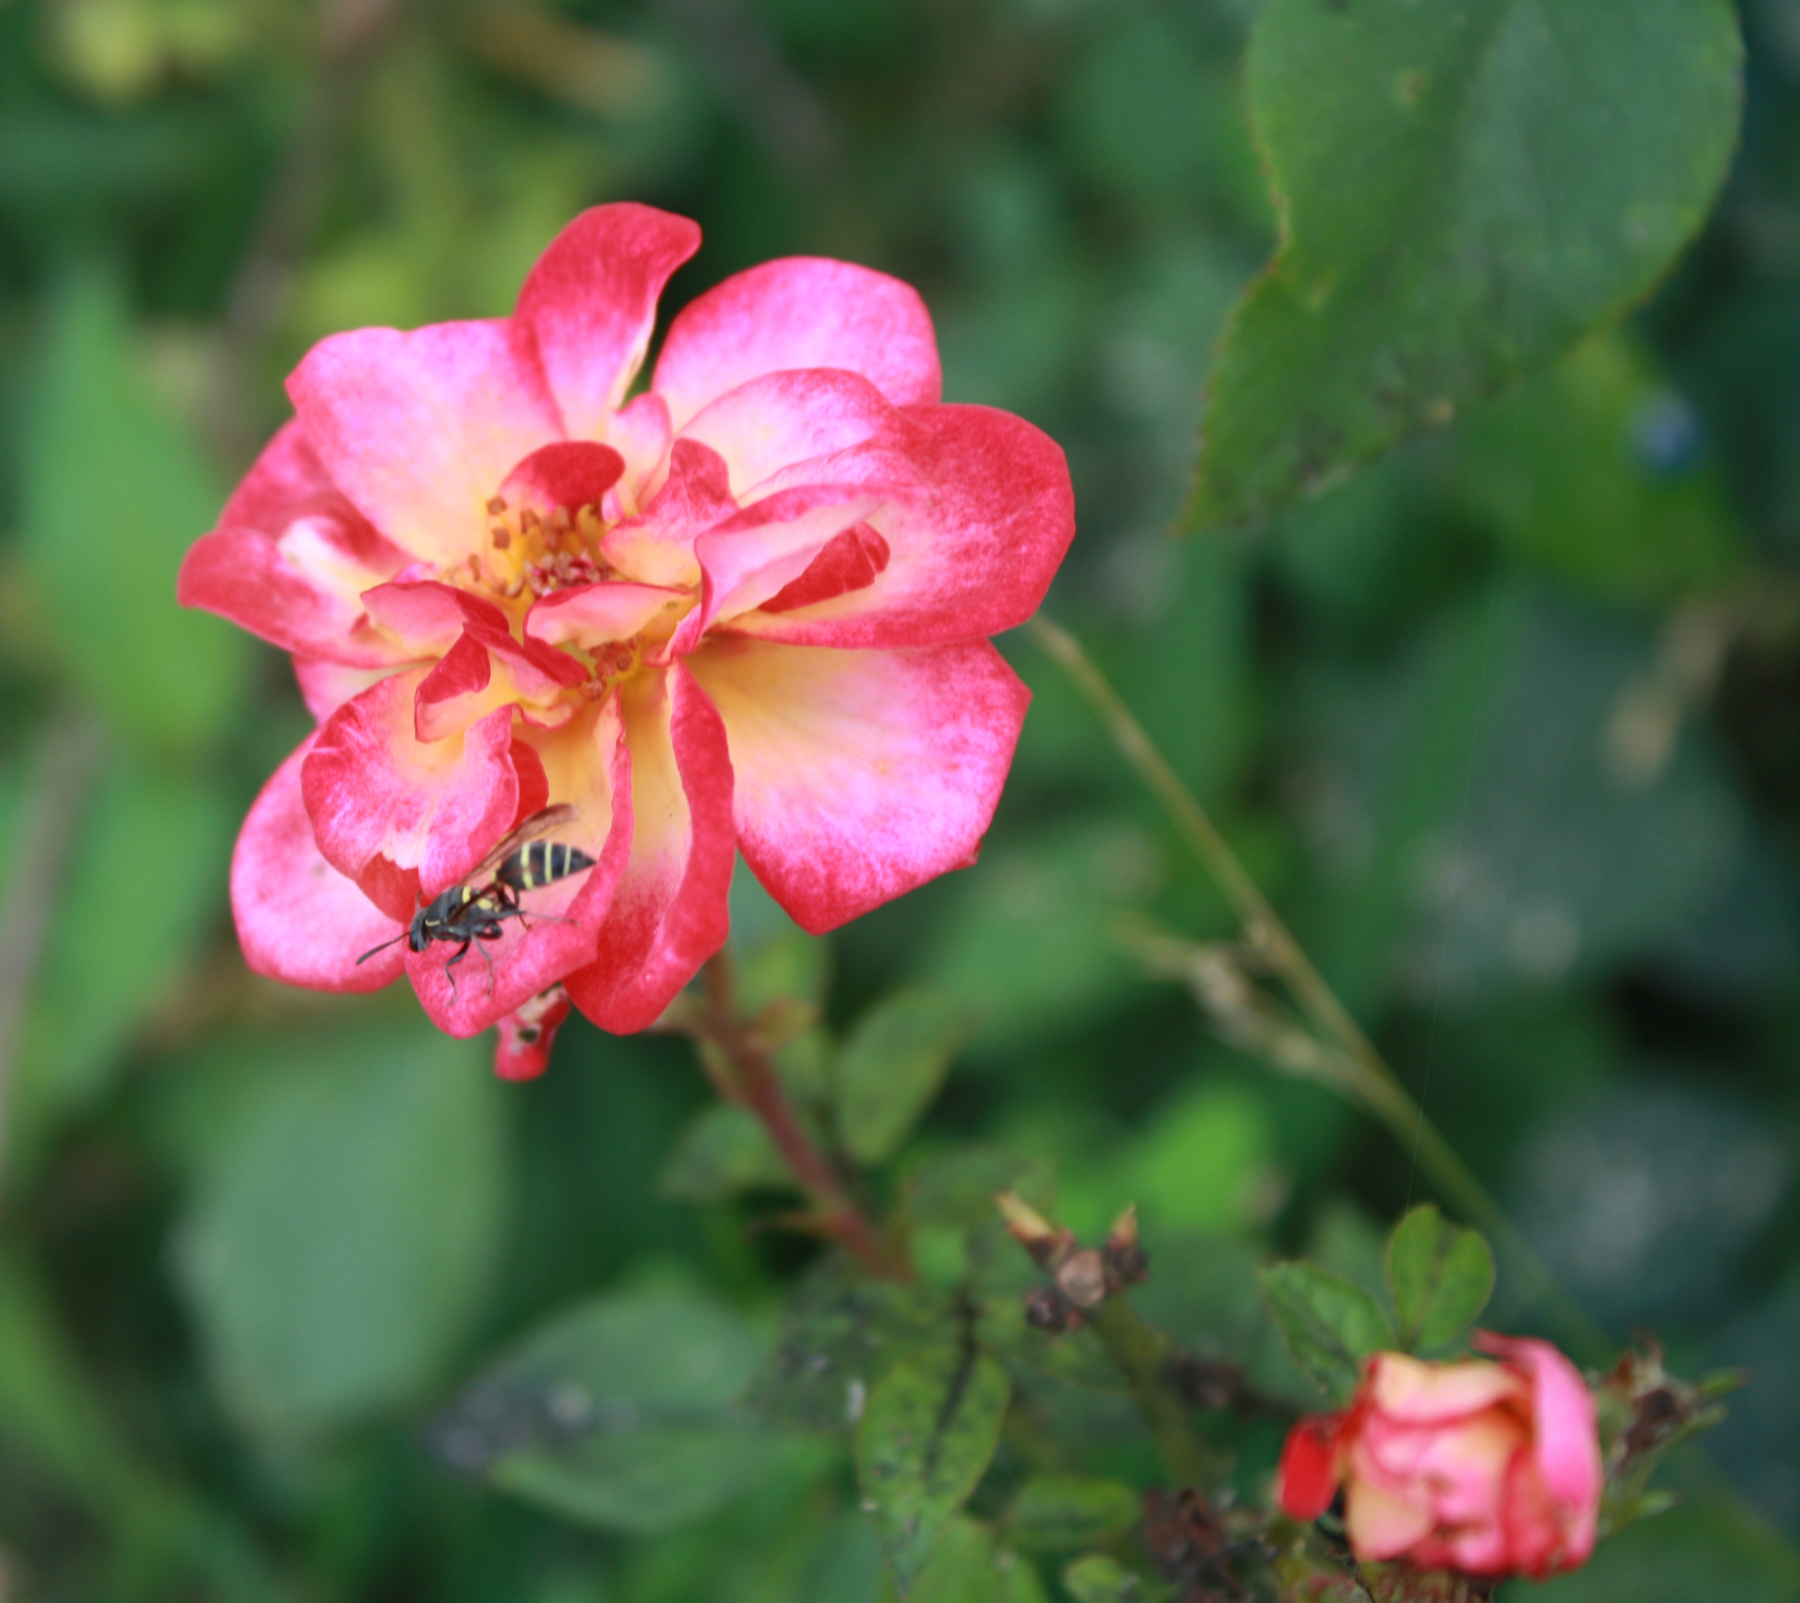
[{"left": 465, "top": 804, "right": 581, "bottom": 885}]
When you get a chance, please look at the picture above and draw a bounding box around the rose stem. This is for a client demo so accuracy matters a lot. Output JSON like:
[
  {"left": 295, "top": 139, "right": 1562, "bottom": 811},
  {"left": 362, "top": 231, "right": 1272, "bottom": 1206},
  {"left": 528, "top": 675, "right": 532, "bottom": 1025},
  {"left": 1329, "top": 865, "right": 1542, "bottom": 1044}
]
[
  {"left": 695, "top": 953, "right": 905, "bottom": 1281},
  {"left": 1087, "top": 1297, "right": 1220, "bottom": 1491}
]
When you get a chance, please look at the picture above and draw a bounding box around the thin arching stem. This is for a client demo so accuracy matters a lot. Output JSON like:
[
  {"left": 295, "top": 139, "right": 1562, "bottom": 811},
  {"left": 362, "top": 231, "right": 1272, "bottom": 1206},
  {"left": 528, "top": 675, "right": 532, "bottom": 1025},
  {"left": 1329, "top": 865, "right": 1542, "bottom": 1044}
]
[{"left": 1027, "top": 614, "right": 1600, "bottom": 1357}]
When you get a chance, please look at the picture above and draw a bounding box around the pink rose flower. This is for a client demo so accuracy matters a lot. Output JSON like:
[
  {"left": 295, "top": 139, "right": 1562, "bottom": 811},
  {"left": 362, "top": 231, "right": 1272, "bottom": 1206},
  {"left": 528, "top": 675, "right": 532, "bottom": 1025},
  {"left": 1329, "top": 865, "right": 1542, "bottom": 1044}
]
[
  {"left": 180, "top": 204, "right": 1074, "bottom": 1071},
  {"left": 1276, "top": 1335, "right": 1602, "bottom": 1579}
]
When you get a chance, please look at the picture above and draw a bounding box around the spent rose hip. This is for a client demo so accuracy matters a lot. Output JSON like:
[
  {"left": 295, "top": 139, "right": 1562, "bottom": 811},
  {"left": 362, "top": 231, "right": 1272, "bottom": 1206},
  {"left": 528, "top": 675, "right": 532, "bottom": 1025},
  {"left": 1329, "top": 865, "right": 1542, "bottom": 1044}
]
[
  {"left": 1277, "top": 1335, "right": 1603, "bottom": 1580},
  {"left": 180, "top": 204, "right": 1075, "bottom": 1071}
]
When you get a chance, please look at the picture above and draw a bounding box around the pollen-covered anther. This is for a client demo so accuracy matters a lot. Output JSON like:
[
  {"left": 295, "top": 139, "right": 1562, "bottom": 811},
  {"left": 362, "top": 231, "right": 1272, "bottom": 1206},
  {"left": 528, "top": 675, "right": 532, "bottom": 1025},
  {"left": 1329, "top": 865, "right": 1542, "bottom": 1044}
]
[{"left": 526, "top": 550, "right": 604, "bottom": 597}]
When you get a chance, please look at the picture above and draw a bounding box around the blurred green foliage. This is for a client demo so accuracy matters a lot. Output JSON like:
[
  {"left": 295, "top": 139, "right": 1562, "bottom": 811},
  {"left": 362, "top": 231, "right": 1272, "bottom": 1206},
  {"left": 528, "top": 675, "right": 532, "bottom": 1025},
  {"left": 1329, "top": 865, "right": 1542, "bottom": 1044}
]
[{"left": 0, "top": 0, "right": 1797, "bottom": 1597}]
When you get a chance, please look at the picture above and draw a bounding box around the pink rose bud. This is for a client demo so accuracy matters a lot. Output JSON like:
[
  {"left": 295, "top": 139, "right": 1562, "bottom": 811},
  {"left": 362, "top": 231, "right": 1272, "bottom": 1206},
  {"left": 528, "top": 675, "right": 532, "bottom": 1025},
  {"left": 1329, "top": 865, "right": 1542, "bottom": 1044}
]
[{"left": 1276, "top": 1334, "right": 1602, "bottom": 1579}]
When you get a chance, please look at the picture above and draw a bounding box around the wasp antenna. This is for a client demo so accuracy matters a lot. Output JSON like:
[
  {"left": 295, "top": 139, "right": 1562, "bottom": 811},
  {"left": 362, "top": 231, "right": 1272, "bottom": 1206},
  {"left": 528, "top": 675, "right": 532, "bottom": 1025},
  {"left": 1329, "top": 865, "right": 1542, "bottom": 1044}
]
[{"left": 356, "top": 933, "right": 409, "bottom": 964}]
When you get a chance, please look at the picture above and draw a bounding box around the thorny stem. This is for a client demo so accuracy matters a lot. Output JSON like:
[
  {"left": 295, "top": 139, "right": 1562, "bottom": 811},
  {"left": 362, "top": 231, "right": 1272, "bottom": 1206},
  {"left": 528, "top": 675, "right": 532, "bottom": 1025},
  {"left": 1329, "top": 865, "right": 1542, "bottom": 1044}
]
[
  {"left": 1087, "top": 1296, "right": 1220, "bottom": 1491},
  {"left": 0, "top": 711, "right": 105, "bottom": 1200},
  {"left": 692, "top": 954, "right": 906, "bottom": 1281},
  {"left": 1028, "top": 615, "right": 1601, "bottom": 1358}
]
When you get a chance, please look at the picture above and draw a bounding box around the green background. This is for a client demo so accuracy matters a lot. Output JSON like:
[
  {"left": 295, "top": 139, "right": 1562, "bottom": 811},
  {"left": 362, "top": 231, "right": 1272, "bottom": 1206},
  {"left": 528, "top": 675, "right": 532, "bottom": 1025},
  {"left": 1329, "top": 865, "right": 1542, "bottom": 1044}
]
[{"left": 0, "top": 0, "right": 1796, "bottom": 1597}]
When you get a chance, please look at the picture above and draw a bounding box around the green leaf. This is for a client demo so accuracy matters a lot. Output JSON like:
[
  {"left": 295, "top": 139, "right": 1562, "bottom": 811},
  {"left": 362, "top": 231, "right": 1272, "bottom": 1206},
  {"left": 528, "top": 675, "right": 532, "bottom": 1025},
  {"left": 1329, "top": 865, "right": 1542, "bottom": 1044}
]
[
  {"left": 1258, "top": 1260, "right": 1395, "bottom": 1403},
  {"left": 658, "top": 1102, "right": 792, "bottom": 1202},
  {"left": 836, "top": 991, "right": 971, "bottom": 1165},
  {"left": 856, "top": 1346, "right": 1011, "bottom": 1593},
  {"left": 9, "top": 749, "right": 234, "bottom": 1180},
  {"left": 455, "top": 1283, "right": 784, "bottom": 1535},
  {"left": 745, "top": 1274, "right": 956, "bottom": 1433},
  {"left": 175, "top": 1025, "right": 508, "bottom": 1439},
  {"left": 1002, "top": 1477, "right": 1140, "bottom": 1552},
  {"left": 886, "top": 1518, "right": 1050, "bottom": 1603},
  {"left": 1061, "top": 1554, "right": 1164, "bottom": 1603},
  {"left": 1188, "top": 0, "right": 1743, "bottom": 530},
  {"left": 1386, "top": 1204, "right": 1496, "bottom": 1352},
  {"left": 22, "top": 266, "right": 250, "bottom": 750}
]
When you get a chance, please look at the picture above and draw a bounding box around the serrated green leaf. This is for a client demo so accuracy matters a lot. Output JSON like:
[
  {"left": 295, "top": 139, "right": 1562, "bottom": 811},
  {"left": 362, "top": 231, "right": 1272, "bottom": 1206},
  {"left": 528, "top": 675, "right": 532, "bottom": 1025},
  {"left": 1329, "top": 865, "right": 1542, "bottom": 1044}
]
[
  {"left": 837, "top": 991, "right": 971, "bottom": 1165},
  {"left": 22, "top": 265, "right": 250, "bottom": 750},
  {"left": 1386, "top": 1204, "right": 1496, "bottom": 1352},
  {"left": 1002, "top": 1477, "right": 1140, "bottom": 1552},
  {"left": 1258, "top": 1260, "right": 1395, "bottom": 1403},
  {"left": 658, "top": 1102, "right": 792, "bottom": 1202},
  {"left": 176, "top": 1025, "right": 508, "bottom": 1439},
  {"left": 453, "top": 1283, "right": 782, "bottom": 1534},
  {"left": 1189, "top": 0, "right": 1742, "bottom": 530},
  {"left": 856, "top": 1346, "right": 1010, "bottom": 1593}
]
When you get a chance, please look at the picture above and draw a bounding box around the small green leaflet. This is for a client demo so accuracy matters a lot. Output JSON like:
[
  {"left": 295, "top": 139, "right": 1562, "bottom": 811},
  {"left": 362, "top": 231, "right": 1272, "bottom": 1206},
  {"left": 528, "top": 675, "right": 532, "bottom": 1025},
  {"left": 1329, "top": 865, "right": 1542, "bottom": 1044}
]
[
  {"left": 1386, "top": 1204, "right": 1497, "bottom": 1353},
  {"left": 1258, "top": 1260, "right": 1395, "bottom": 1404}
]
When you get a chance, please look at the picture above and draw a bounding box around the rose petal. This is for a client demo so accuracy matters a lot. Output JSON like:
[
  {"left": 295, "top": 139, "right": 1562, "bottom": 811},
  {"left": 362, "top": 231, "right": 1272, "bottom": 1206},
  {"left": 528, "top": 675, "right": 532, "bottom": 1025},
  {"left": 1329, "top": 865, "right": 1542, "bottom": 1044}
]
[
  {"left": 515, "top": 203, "right": 701, "bottom": 442},
  {"left": 1344, "top": 1475, "right": 1436, "bottom": 1562},
  {"left": 407, "top": 699, "right": 632, "bottom": 1037},
  {"left": 675, "top": 483, "right": 893, "bottom": 655},
  {"left": 361, "top": 579, "right": 514, "bottom": 656},
  {"left": 1276, "top": 1417, "right": 1342, "bottom": 1521},
  {"left": 600, "top": 437, "right": 736, "bottom": 590},
  {"left": 493, "top": 986, "right": 574, "bottom": 1081},
  {"left": 721, "top": 404, "right": 1075, "bottom": 650},
  {"left": 687, "top": 638, "right": 1029, "bottom": 934},
  {"left": 301, "top": 670, "right": 521, "bottom": 920},
  {"left": 288, "top": 320, "right": 562, "bottom": 565},
  {"left": 1474, "top": 1333, "right": 1601, "bottom": 1570},
  {"left": 606, "top": 392, "right": 675, "bottom": 517},
  {"left": 293, "top": 657, "right": 405, "bottom": 722},
  {"left": 177, "top": 421, "right": 412, "bottom": 667},
  {"left": 654, "top": 257, "right": 940, "bottom": 427},
  {"left": 413, "top": 625, "right": 584, "bottom": 743},
  {"left": 526, "top": 581, "right": 694, "bottom": 650},
  {"left": 230, "top": 736, "right": 408, "bottom": 990},
  {"left": 564, "top": 664, "right": 734, "bottom": 1033},
  {"left": 1368, "top": 1352, "right": 1525, "bottom": 1423},
  {"left": 497, "top": 439, "right": 626, "bottom": 515},
  {"left": 676, "top": 368, "right": 894, "bottom": 497},
  {"left": 760, "top": 523, "right": 889, "bottom": 614}
]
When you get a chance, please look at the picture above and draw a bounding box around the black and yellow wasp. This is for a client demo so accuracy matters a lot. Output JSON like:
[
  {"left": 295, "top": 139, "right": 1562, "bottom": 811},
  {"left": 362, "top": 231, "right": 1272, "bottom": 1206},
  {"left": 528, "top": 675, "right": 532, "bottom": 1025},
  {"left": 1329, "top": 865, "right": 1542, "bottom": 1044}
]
[{"left": 355, "top": 805, "right": 596, "bottom": 997}]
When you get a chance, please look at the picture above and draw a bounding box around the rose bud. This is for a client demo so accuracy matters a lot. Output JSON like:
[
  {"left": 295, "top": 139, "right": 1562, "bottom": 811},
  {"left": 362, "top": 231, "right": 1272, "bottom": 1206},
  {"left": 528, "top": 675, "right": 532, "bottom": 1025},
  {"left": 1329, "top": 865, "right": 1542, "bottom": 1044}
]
[{"left": 1276, "top": 1334, "right": 1602, "bottom": 1579}]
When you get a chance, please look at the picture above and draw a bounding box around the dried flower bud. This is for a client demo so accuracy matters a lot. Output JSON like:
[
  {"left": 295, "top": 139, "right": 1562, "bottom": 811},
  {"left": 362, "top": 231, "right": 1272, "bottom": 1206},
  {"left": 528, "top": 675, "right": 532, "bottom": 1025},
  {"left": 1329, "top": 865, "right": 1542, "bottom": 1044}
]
[
  {"left": 1056, "top": 1248, "right": 1110, "bottom": 1309},
  {"left": 996, "top": 1190, "right": 1074, "bottom": 1268},
  {"left": 1024, "top": 1285, "right": 1081, "bottom": 1333},
  {"left": 1103, "top": 1203, "right": 1150, "bottom": 1289}
]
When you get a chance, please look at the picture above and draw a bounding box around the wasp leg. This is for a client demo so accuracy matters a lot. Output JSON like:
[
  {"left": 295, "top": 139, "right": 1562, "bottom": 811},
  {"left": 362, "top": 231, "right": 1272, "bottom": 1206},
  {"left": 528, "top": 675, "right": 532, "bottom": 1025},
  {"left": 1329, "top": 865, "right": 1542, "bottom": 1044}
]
[
  {"left": 477, "top": 934, "right": 499, "bottom": 999},
  {"left": 444, "top": 939, "right": 474, "bottom": 1005},
  {"left": 516, "top": 908, "right": 578, "bottom": 932}
]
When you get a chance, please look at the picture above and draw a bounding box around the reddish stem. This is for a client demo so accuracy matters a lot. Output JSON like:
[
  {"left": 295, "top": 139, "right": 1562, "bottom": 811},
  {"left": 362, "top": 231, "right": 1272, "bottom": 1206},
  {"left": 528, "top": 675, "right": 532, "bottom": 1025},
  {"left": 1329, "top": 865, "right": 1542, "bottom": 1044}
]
[{"left": 695, "top": 955, "right": 904, "bottom": 1281}]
